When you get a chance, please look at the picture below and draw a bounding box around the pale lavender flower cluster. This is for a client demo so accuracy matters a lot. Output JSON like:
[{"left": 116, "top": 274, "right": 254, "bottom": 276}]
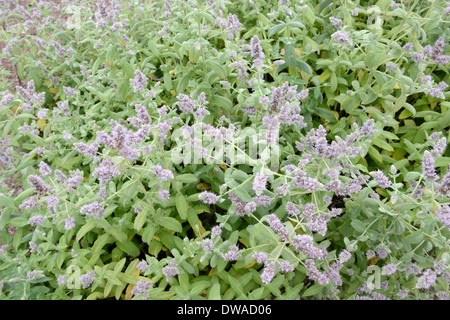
[
  {"left": 307, "top": 214, "right": 331, "bottom": 236},
  {"left": 267, "top": 82, "right": 306, "bottom": 112},
  {"left": 431, "top": 136, "right": 447, "bottom": 158},
  {"left": 305, "top": 259, "right": 329, "bottom": 285},
  {"left": 66, "top": 170, "right": 84, "bottom": 189},
  {"left": 324, "top": 262, "right": 343, "bottom": 286},
  {"left": 57, "top": 275, "right": 67, "bottom": 286},
  {"left": 175, "top": 92, "right": 210, "bottom": 119},
  {"left": 266, "top": 214, "right": 289, "bottom": 241},
  {"left": 92, "top": 158, "right": 120, "bottom": 184},
  {"left": 252, "top": 173, "right": 267, "bottom": 196},
  {"left": 56, "top": 100, "right": 71, "bottom": 116},
  {"left": 422, "top": 150, "right": 439, "bottom": 181},
  {"left": 286, "top": 202, "right": 300, "bottom": 216},
  {"left": 435, "top": 205, "right": 450, "bottom": 230},
  {"left": 301, "top": 203, "right": 316, "bottom": 220},
  {"left": 291, "top": 234, "right": 327, "bottom": 260},
  {"left": 427, "top": 82, "right": 447, "bottom": 99},
  {"left": 298, "top": 124, "right": 362, "bottom": 160},
  {"left": 427, "top": 37, "right": 450, "bottom": 65},
  {"left": 80, "top": 270, "right": 95, "bottom": 289},
  {"left": 152, "top": 164, "right": 174, "bottom": 181},
  {"left": 253, "top": 252, "right": 268, "bottom": 264},
  {"left": 338, "top": 249, "right": 352, "bottom": 263},
  {"left": 28, "top": 215, "right": 44, "bottom": 227},
  {"left": 292, "top": 169, "right": 323, "bottom": 192},
  {"left": 80, "top": 201, "right": 106, "bottom": 219},
  {"left": 331, "top": 30, "right": 353, "bottom": 47},
  {"left": 381, "top": 263, "right": 397, "bottom": 276},
  {"left": 0, "top": 90, "right": 14, "bottom": 107},
  {"left": 162, "top": 259, "right": 180, "bottom": 281},
  {"left": 97, "top": 120, "right": 149, "bottom": 160},
  {"left": 27, "top": 175, "right": 50, "bottom": 196},
  {"left": 211, "top": 224, "right": 223, "bottom": 238},
  {"left": 63, "top": 86, "right": 77, "bottom": 97},
  {"left": 64, "top": 217, "right": 75, "bottom": 230},
  {"left": 421, "top": 75, "right": 433, "bottom": 83},
  {"left": 261, "top": 262, "right": 276, "bottom": 285},
  {"left": 229, "top": 192, "right": 247, "bottom": 216},
  {"left": 26, "top": 270, "right": 45, "bottom": 281},
  {"left": 158, "top": 189, "right": 170, "bottom": 200},
  {"left": 16, "top": 80, "right": 45, "bottom": 105},
  {"left": 376, "top": 244, "right": 391, "bottom": 259},
  {"left": 131, "top": 280, "right": 153, "bottom": 299},
  {"left": 411, "top": 52, "right": 424, "bottom": 63},
  {"left": 136, "top": 260, "right": 149, "bottom": 271},
  {"left": 229, "top": 61, "right": 249, "bottom": 82},
  {"left": 130, "top": 69, "right": 148, "bottom": 93},
  {"left": 416, "top": 269, "right": 437, "bottom": 289},
  {"left": 330, "top": 208, "right": 343, "bottom": 218},
  {"left": 223, "top": 244, "right": 241, "bottom": 261},
  {"left": 250, "top": 35, "right": 264, "bottom": 69},
  {"left": 329, "top": 17, "right": 343, "bottom": 27},
  {"left": 370, "top": 170, "right": 392, "bottom": 188},
  {"left": 47, "top": 195, "right": 59, "bottom": 209},
  {"left": 74, "top": 141, "right": 99, "bottom": 158},
  {"left": 128, "top": 103, "right": 152, "bottom": 127},
  {"left": 437, "top": 172, "right": 450, "bottom": 197},
  {"left": 280, "top": 261, "right": 294, "bottom": 273},
  {"left": 201, "top": 238, "right": 213, "bottom": 254},
  {"left": 198, "top": 191, "right": 219, "bottom": 205},
  {"left": 215, "top": 13, "right": 242, "bottom": 40}
]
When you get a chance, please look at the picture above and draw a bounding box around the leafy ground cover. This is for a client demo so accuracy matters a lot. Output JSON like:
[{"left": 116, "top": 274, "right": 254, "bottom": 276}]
[{"left": 0, "top": 0, "right": 449, "bottom": 300}]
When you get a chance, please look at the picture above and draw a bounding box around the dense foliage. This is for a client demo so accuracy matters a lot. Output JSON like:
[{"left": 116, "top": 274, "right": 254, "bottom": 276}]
[{"left": 0, "top": 0, "right": 449, "bottom": 300}]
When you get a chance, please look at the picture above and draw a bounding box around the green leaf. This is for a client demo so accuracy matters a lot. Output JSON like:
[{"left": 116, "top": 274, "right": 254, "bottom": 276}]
[
  {"left": 351, "top": 219, "right": 366, "bottom": 233},
  {"left": 296, "top": 60, "right": 312, "bottom": 75},
  {"left": 304, "top": 6, "right": 316, "bottom": 25},
  {"left": 372, "top": 138, "right": 394, "bottom": 152},
  {"left": 157, "top": 216, "right": 182, "bottom": 233},
  {"left": 134, "top": 207, "right": 148, "bottom": 232},
  {"left": 114, "top": 258, "right": 127, "bottom": 274},
  {"left": 364, "top": 51, "right": 391, "bottom": 69},
  {"left": 210, "top": 95, "right": 233, "bottom": 114},
  {"left": 227, "top": 275, "right": 246, "bottom": 299},
  {"left": 174, "top": 174, "right": 198, "bottom": 184},
  {"left": 268, "top": 24, "right": 286, "bottom": 37},
  {"left": 108, "top": 227, "right": 128, "bottom": 243},
  {"left": 76, "top": 221, "right": 96, "bottom": 241},
  {"left": 206, "top": 61, "right": 227, "bottom": 79},
  {"left": 176, "top": 70, "right": 194, "bottom": 94},
  {"left": 105, "top": 45, "right": 117, "bottom": 67},
  {"left": 302, "top": 283, "right": 323, "bottom": 297},
  {"left": 116, "top": 79, "right": 130, "bottom": 101},
  {"left": 368, "top": 146, "right": 383, "bottom": 164},
  {"left": 405, "top": 230, "right": 423, "bottom": 244},
  {"left": 175, "top": 193, "right": 189, "bottom": 220},
  {"left": 116, "top": 240, "right": 140, "bottom": 257},
  {"left": 435, "top": 157, "right": 450, "bottom": 167},
  {"left": 208, "top": 283, "right": 221, "bottom": 300},
  {"left": 318, "top": 0, "right": 333, "bottom": 14},
  {"left": 92, "top": 233, "right": 113, "bottom": 255},
  {"left": 187, "top": 207, "right": 203, "bottom": 236},
  {"left": 233, "top": 186, "right": 253, "bottom": 202},
  {"left": 164, "top": 71, "right": 173, "bottom": 91},
  {"left": 284, "top": 43, "right": 297, "bottom": 69},
  {"left": 0, "top": 195, "right": 15, "bottom": 209},
  {"left": 314, "top": 107, "right": 337, "bottom": 123}
]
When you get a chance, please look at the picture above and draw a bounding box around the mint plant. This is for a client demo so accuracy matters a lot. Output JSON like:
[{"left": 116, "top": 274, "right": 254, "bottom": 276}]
[{"left": 0, "top": 0, "right": 448, "bottom": 300}]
